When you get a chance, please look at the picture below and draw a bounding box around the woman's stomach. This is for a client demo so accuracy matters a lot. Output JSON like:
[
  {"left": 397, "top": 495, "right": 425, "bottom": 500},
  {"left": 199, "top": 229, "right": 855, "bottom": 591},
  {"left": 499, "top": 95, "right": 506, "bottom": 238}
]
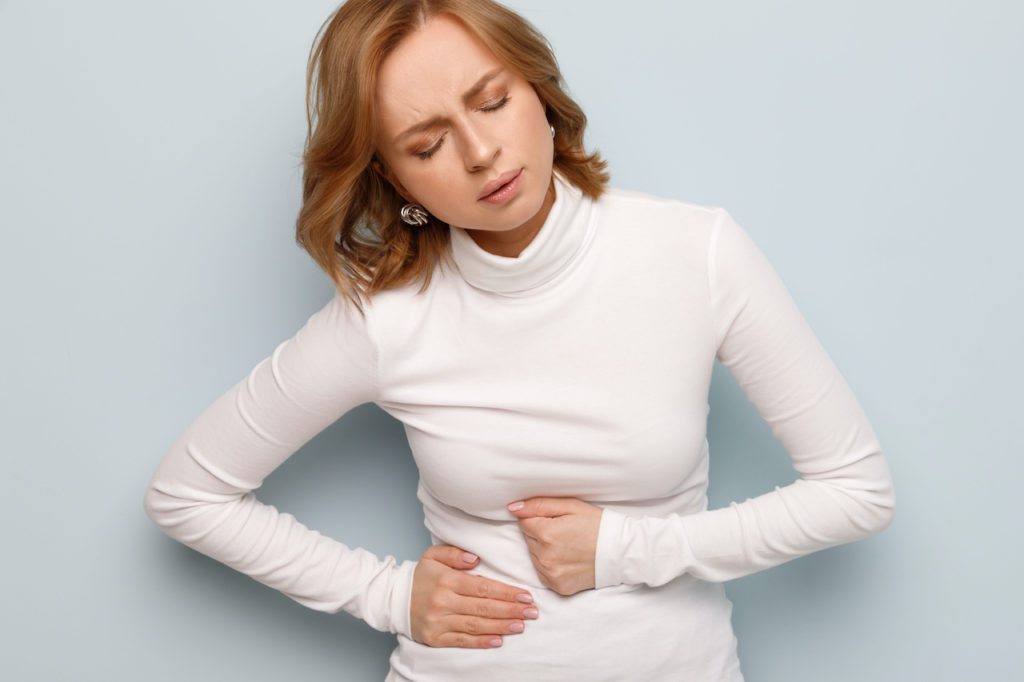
[
  {"left": 385, "top": 490, "right": 744, "bottom": 681},
  {"left": 386, "top": 574, "right": 741, "bottom": 681}
]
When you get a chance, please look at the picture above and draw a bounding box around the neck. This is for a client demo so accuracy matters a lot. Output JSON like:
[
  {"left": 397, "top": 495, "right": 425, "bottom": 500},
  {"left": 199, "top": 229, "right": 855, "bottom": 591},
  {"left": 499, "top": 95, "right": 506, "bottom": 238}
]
[
  {"left": 462, "top": 180, "right": 557, "bottom": 258},
  {"left": 447, "top": 174, "right": 592, "bottom": 295}
]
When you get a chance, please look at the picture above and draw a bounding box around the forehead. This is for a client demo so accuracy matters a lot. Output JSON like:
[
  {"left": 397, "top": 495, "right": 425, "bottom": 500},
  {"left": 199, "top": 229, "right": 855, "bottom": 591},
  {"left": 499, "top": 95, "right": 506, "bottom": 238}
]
[{"left": 376, "top": 14, "right": 504, "bottom": 124}]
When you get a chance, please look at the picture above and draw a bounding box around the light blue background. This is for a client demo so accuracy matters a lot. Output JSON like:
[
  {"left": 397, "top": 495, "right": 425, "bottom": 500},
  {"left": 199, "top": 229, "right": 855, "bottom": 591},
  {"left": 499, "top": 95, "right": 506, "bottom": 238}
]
[{"left": 2, "top": 1, "right": 1021, "bottom": 680}]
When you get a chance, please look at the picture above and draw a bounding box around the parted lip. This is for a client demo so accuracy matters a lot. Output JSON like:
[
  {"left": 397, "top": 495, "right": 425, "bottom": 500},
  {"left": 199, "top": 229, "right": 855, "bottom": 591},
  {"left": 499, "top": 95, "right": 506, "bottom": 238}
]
[{"left": 477, "top": 168, "right": 522, "bottom": 200}]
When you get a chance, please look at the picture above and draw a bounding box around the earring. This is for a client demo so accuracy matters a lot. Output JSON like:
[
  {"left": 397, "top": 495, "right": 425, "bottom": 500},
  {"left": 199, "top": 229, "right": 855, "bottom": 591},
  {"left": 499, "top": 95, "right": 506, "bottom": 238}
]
[
  {"left": 550, "top": 124, "right": 556, "bottom": 138},
  {"left": 400, "top": 203, "right": 429, "bottom": 226}
]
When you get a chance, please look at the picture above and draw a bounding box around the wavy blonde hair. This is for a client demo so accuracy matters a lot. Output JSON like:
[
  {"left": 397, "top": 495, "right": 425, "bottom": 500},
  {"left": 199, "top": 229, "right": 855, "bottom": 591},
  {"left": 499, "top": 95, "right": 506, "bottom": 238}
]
[{"left": 297, "top": 0, "right": 609, "bottom": 312}]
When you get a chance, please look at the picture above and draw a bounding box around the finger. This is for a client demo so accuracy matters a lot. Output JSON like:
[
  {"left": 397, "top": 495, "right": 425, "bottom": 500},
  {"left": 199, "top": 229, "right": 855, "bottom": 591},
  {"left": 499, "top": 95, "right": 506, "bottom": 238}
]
[
  {"left": 450, "top": 571, "right": 534, "bottom": 604},
  {"left": 422, "top": 544, "right": 479, "bottom": 569},
  {"left": 443, "top": 614, "right": 529, "bottom": 637},
  {"left": 507, "top": 496, "right": 580, "bottom": 519},
  {"left": 450, "top": 594, "right": 540, "bottom": 621},
  {"left": 433, "top": 632, "right": 506, "bottom": 649}
]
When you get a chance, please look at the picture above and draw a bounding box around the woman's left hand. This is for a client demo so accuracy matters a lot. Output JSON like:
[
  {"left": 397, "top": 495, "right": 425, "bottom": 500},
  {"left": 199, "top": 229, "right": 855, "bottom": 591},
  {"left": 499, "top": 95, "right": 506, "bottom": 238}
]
[{"left": 507, "top": 497, "right": 603, "bottom": 596}]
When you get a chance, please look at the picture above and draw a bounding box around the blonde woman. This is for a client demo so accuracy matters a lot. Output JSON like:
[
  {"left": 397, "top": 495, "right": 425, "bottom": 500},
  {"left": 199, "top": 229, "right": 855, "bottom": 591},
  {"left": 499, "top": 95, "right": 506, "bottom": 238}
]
[{"left": 144, "top": 1, "right": 895, "bottom": 679}]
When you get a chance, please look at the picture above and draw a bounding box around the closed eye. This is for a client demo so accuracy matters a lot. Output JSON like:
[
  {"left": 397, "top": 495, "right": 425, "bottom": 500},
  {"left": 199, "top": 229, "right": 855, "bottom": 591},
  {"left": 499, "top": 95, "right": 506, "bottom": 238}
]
[
  {"left": 480, "top": 95, "right": 509, "bottom": 112},
  {"left": 417, "top": 134, "right": 445, "bottom": 160}
]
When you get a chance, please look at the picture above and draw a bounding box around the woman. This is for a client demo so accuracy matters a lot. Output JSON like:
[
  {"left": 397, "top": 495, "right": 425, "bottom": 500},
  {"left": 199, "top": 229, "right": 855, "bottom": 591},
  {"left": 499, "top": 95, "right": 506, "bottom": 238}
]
[{"left": 144, "top": 0, "right": 895, "bottom": 679}]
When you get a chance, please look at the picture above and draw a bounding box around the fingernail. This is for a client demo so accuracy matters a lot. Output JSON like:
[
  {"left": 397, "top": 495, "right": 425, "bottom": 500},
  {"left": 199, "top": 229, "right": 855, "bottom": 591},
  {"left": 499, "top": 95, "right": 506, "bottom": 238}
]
[
  {"left": 515, "top": 593, "right": 534, "bottom": 604},
  {"left": 490, "top": 638, "right": 503, "bottom": 648},
  {"left": 461, "top": 552, "right": 478, "bottom": 563},
  {"left": 523, "top": 607, "right": 539, "bottom": 619},
  {"left": 508, "top": 622, "right": 525, "bottom": 633},
  {"left": 507, "top": 501, "right": 525, "bottom": 512}
]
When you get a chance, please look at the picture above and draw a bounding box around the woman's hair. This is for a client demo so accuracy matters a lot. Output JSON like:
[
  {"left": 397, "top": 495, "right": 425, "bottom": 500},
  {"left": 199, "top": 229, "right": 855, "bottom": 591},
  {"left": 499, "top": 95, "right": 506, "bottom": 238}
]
[{"left": 297, "top": 0, "right": 609, "bottom": 311}]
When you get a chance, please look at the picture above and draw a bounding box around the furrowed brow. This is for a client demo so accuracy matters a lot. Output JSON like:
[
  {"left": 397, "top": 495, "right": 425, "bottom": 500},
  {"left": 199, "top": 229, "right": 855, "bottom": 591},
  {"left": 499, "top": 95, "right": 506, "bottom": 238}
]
[
  {"left": 461, "top": 67, "right": 503, "bottom": 105},
  {"left": 394, "top": 68, "right": 505, "bottom": 144},
  {"left": 395, "top": 116, "right": 444, "bottom": 144}
]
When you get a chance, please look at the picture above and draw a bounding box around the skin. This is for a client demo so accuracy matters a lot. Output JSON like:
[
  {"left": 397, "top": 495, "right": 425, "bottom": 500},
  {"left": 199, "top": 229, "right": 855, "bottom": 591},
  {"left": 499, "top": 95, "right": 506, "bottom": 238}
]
[
  {"left": 506, "top": 497, "right": 602, "bottom": 597},
  {"left": 372, "top": 14, "right": 604, "bottom": 649}
]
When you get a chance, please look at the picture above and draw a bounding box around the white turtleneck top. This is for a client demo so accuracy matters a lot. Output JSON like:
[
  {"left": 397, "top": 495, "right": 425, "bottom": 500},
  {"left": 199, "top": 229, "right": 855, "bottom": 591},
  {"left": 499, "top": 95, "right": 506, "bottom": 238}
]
[{"left": 144, "top": 175, "right": 894, "bottom": 681}]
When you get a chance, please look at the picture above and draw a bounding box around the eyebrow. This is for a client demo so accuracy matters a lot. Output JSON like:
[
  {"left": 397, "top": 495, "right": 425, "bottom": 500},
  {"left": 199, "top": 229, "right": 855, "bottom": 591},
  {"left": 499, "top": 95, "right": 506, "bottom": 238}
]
[{"left": 394, "top": 68, "right": 505, "bottom": 143}]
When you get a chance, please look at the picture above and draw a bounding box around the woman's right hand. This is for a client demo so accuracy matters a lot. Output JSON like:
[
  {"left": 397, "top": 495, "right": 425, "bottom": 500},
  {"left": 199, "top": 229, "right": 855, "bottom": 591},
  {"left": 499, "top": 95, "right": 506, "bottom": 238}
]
[{"left": 410, "top": 545, "right": 539, "bottom": 649}]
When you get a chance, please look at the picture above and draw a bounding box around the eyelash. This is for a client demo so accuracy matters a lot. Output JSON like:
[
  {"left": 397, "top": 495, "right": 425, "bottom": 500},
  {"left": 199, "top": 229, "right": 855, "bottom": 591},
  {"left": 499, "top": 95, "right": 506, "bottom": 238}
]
[
  {"left": 481, "top": 95, "right": 510, "bottom": 112},
  {"left": 416, "top": 96, "right": 511, "bottom": 160}
]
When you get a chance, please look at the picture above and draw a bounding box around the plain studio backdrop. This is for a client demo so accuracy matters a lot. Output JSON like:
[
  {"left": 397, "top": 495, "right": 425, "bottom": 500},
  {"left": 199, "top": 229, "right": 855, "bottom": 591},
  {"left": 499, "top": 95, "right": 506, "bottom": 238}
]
[{"left": 1, "top": 1, "right": 1020, "bottom": 680}]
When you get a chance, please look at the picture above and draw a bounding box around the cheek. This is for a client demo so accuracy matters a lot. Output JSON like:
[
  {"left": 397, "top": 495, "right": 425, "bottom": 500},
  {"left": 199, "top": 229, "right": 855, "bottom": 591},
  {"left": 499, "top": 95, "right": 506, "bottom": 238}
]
[
  {"left": 525, "top": 105, "right": 554, "bottom": 158},
  {"left": 393, "top": 164, "right": 452, "bottom": 205},
  {"left": 508, "top": 110, "right": 550, "bottom": 160},
  {"left": 403, "top": 173, "right": 465, "bottom": 222},
  {"left": 530, "top": 118, "right": 555, "bottom": 169}
]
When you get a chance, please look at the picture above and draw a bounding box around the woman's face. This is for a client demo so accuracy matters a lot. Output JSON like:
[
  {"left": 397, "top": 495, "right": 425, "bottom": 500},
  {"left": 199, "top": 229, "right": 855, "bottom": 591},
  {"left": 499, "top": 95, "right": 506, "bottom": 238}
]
[{"left": 373, "top": 14, "right": 555, "bottom": 250}]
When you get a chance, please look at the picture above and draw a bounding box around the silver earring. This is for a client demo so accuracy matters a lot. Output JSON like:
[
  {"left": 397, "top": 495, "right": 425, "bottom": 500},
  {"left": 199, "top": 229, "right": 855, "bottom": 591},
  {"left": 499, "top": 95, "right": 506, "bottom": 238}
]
[
  {"left": 400, "top": 203, "right": 429, "bottom": 226},
  {"left": 550, "top": 124, "right": 556, "bottom": 138}
]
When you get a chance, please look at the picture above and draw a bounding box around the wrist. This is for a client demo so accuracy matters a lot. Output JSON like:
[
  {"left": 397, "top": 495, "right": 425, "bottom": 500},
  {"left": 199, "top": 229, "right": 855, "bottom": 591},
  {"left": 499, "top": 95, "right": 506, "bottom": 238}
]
[
  {"left": 594, "top": 508, "right": 628, "bottom": 588},
  {"left": 388, "top": 559, "right": 419, "bottom": 638}
]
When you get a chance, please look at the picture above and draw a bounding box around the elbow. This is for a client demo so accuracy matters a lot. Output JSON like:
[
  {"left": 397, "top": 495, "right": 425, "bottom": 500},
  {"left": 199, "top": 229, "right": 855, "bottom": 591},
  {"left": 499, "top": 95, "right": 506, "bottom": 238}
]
[
  {"left": 143, "top": 470, "right": 246, "bottom": 549},
  {"left": 854, "top": 475, "right": 895, "bottom": 539},
  {"left": 823, "top": 458, "right": 895, "bottom": 542},
  {"left": 142, "top": 476, "right": 192, "bottom": 538},
  {"left": 864, "top": 491, "right": 895, "bottom": 537},
  {"left": 868, "top": 454, "right": 896, "bottom": 535},
  {"left": 142, "top": 480, "right": 170, "bottom": 531},
  {"left": 844, "top": 446, "right": 896, "bottom": 539},
  {"left": 877, "top": 479, "right": 896, "bottom": 532}
]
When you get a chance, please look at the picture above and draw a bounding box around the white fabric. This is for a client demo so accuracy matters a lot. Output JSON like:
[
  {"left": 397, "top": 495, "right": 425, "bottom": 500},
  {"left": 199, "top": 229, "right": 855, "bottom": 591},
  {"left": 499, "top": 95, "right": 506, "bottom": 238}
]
[{"left": 144, "top": 174, "right": 894, "bottom": 681}]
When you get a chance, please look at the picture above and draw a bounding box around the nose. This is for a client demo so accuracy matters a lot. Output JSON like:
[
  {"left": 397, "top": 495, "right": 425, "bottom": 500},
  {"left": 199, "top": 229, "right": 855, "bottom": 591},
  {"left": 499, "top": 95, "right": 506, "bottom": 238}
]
[{"left": 460, "top": 121, "right": 500, "bottom": 172}]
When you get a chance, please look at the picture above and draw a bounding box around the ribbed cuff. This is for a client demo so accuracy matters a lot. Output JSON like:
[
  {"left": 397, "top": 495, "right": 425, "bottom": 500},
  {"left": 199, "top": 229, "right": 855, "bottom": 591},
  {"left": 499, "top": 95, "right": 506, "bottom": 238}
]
[
  {"left": 387, "top": 560, "right": 418, "bottom": 638},
  {"left": 594, "top": 508, "right": 628, "bottom": 588}
]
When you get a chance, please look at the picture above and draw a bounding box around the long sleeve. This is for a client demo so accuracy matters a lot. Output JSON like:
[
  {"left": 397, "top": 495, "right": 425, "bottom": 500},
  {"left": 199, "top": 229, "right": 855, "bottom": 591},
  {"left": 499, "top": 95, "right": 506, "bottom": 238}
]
[
  {"left": 594, "top": 208, "right": 895, "bottom": 588},
  {"left": 143, "top": 291, "right": 417, "bottom": 635}
]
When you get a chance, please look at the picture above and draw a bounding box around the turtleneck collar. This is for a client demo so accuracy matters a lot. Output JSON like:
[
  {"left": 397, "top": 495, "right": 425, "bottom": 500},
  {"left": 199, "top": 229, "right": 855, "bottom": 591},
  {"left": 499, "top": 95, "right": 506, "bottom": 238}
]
[{"left": 448, "top": 173, "right": 593, "bottom": 295}]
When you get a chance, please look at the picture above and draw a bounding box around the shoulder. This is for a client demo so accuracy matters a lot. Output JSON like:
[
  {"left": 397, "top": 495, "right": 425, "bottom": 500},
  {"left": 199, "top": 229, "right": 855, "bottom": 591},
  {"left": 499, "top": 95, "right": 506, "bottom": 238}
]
[
  {"left": 595, "top": 186, "right": 725, "bottom": 234},
  {"left": 592, "top": 186, "right": 731, "bottom": 269},
  {"left": 598, "top": 185, "right": 721, "bottom": 215},
  {"left": 360, "top": 260, "right": 463, "bottom": 340}
]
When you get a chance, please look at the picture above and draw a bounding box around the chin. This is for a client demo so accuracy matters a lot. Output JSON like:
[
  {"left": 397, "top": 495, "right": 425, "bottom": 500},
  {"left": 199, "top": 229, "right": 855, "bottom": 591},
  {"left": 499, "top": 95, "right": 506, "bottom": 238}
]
[{"left": 503, "top": 189, "right": 549, "bottom": 231}]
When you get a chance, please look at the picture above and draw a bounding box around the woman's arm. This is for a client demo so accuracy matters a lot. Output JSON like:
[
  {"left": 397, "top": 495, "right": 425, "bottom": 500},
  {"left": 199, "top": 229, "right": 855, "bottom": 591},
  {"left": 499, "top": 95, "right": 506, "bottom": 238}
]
[
  {"left": 143, "top": 292, "right": 536, "bottom": 643},
  {"left": 143, "top": 292, "right": 420, "bottom": 632},
  {"left": 511, "top": 209, "right": 894, "bottom": 592},
  {"left": 593, "top": 208, "right": 895, "bottom": 587}
]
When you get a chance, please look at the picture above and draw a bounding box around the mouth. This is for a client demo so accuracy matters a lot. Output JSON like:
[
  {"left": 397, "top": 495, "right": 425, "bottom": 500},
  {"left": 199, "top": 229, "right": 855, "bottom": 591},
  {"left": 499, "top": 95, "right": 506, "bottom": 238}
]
[{"left": 477, "top": 168, "right": 523, "bottom": 203}]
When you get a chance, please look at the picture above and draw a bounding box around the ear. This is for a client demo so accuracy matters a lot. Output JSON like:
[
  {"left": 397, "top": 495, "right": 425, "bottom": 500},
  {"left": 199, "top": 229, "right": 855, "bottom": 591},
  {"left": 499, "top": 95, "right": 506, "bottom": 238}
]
[{"left": 372, "top": 157, "right": 415, "bottom": 204}]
